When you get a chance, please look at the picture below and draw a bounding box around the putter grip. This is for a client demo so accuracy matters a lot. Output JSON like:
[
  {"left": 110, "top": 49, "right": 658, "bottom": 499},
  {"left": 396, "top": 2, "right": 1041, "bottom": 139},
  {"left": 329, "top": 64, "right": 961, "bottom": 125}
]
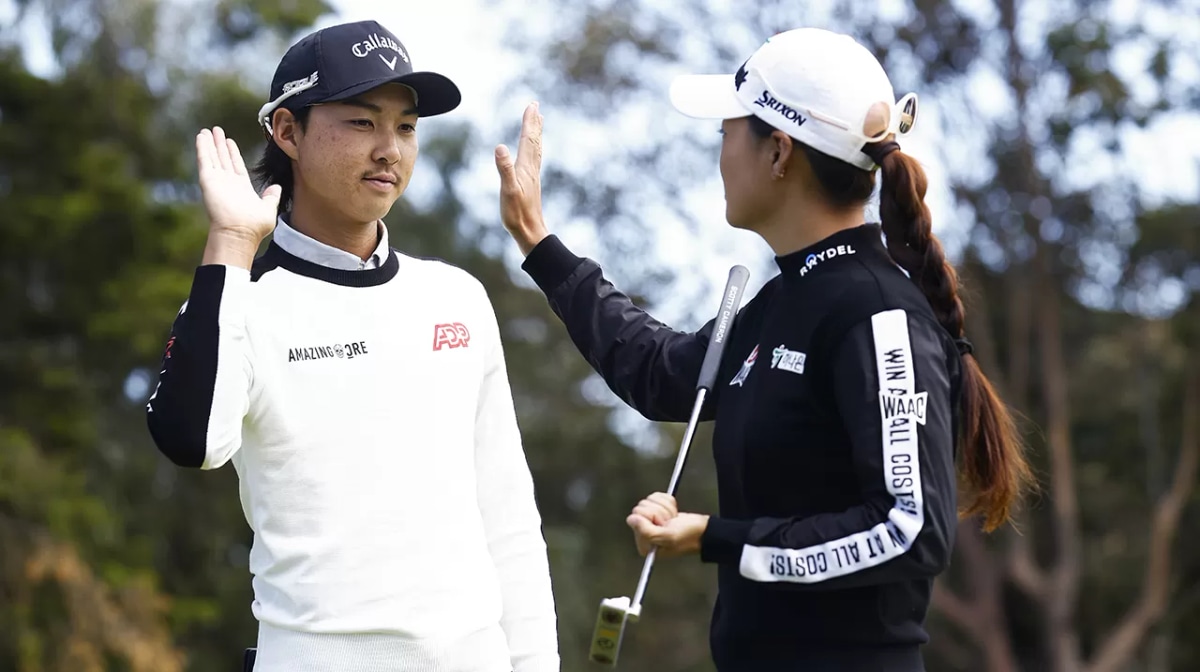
[{"left": 695, "top": 265, "right": 750, "bottom": 391}]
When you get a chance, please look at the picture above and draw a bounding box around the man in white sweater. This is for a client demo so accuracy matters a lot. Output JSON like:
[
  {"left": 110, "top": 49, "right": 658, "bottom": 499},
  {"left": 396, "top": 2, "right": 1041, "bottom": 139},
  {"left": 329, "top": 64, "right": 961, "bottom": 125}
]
[{"left": 145, "top": 20, "right": 559, "bottom": 672}]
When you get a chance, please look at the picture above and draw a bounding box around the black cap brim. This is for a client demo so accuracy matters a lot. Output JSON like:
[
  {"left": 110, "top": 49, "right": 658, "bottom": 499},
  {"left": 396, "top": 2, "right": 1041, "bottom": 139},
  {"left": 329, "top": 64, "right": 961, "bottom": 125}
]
[{"left": 322, "top": 71, "right": 461, "bottom": 117}]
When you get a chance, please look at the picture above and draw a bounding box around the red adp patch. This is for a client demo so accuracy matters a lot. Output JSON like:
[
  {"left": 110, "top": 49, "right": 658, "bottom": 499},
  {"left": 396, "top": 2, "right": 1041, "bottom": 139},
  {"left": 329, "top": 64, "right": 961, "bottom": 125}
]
[{"left": 433, "top": 322, "right": 470, "bottom": 351}]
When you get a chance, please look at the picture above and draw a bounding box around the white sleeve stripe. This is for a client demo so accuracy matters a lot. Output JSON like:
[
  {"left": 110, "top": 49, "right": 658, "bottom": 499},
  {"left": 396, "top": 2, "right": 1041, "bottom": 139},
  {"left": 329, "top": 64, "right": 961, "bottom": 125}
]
[
  {"left": 203, "top": 266, "right": 252, "bottom": 469},
  {"left": 737, "top": 309, "right": 926, "bottom": 583}
]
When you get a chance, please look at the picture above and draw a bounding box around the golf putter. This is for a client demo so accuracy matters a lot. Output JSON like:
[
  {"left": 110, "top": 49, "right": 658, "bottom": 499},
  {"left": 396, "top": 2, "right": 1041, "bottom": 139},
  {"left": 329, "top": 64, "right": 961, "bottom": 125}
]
[{"left": 588, "top": 264, "right": 751, "bottom": 666}]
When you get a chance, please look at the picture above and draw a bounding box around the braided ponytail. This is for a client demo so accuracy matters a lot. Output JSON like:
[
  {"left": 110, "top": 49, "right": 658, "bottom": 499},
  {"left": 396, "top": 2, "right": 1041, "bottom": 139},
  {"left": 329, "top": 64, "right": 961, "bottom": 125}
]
[
  {"left": 747, "top": 112, "right": 1034, "bottom": 530},
  {"left": 874, "top": 143, "right": 1034, "bottom": 532}
]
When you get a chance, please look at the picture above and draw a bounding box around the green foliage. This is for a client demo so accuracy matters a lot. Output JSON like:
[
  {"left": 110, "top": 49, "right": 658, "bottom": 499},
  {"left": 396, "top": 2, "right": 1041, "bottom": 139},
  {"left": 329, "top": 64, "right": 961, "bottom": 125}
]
[
  {"left": 213, "top": 0, "right": 332, "bottom": 44},
  {"left": 0, "top": 0, "right": 327, "bottom": 669},
  {"left": 506, "top": 1, "right": 1200, "bottom": 671},
  {"left": 2, "top": 0, "right": 1198, "bottom": 670}
]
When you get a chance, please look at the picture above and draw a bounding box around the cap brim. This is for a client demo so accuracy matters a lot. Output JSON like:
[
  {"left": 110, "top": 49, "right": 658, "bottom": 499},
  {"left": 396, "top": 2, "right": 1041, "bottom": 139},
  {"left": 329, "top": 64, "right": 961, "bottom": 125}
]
[
  {"left": 324, "top": 71, "right": 462, "bottom": 117},
  {"left": 668, "top": 74, "right": 750, "bottom": 119}
]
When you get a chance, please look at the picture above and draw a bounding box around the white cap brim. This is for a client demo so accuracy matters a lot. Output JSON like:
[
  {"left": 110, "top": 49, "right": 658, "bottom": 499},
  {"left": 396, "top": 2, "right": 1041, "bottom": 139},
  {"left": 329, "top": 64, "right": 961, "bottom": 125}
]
[{"left": 668, "top": 74, "right": 750, "bottom": 120}]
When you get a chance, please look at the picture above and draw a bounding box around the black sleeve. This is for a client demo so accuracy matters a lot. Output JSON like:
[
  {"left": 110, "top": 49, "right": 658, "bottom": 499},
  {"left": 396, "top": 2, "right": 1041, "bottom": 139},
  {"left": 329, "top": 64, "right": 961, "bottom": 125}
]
[
  {"left": 145, "top": 265, "right": 253, "bottom": 469},
  {"left": 699, "top": 308, "right": 958, "bottom": 589},
  {"left": 520, "top": 234, "right": 725, "bottom": 423}
]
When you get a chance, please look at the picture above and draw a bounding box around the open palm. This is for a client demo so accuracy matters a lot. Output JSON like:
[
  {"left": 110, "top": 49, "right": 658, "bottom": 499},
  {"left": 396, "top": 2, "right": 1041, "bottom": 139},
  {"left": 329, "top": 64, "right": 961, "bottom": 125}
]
[
  {"left": 196, "top": 126, "right": 280, "bottom": 243},
  {"left": 494, "top": 103, "right": 548, "bottom": 255}
]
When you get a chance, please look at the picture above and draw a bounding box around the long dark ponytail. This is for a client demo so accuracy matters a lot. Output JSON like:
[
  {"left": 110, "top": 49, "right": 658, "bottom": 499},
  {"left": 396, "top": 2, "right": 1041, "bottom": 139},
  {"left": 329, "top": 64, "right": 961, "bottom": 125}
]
[
  {"left": 747, "top": 115, "right": 1034, "bottom": 531},
  {"left": 872, "top": 144, "right": 1033, "bottom": 531}
]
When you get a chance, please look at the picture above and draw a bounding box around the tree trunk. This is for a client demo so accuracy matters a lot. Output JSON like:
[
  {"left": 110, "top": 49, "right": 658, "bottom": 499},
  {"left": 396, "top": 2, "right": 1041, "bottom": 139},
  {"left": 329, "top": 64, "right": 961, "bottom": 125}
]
[
  {"left": 961, "top": 522, "right": 1022, "bottom": 672},
  {"left": 1146, "top": 631, "right": 1171, "bottom": 672},
  {"left": 1006, "top": 271, "right": 1033, "bottom": 410},
  {"left": 931, "top": 520, "right": 1023, "bottom": 672},
  {"left": 1084, "top": 366, "right": 1200, "bottom": 672},
  {"left": 935, "top": 263, "right": 1024, "bottom": 670},
  {"left": 1037, "top": 258, "right": 1084, "bottom": 672}
]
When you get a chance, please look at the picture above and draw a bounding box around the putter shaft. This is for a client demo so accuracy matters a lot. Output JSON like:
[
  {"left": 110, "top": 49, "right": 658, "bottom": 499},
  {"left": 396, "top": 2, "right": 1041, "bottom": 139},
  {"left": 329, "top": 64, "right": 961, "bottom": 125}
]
[
  {"left": 589, "top": 266, "right": 749, "bottom": 666},
  {"left": 630, "top": 387, "right": 708, "bottom": 612}
]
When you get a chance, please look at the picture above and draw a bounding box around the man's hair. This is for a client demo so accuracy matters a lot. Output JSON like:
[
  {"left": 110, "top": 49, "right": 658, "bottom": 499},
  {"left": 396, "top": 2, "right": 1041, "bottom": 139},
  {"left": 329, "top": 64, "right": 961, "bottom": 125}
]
[
  {"left": 748, "top": 114, "right": 1035, "bottom": 532},
  {"left": 251, "top": 107, "right": 312, "bottom": 215}
]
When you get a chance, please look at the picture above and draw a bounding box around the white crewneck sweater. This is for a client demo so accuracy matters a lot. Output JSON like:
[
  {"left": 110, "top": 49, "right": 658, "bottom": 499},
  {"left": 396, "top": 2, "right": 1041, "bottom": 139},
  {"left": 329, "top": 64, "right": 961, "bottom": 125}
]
[{"left": 146, "top": 222, "right": 559, "bottom": 672}]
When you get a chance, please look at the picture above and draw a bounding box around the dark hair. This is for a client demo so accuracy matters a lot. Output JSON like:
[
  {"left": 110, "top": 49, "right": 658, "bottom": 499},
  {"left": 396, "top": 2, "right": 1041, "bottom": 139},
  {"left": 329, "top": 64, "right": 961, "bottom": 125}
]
[
  {"left": 251, "top": 107, "right": 312, "bottom": 215},
  {"left": 749, "top": 115, "right": 1034, "bottom": 532}
]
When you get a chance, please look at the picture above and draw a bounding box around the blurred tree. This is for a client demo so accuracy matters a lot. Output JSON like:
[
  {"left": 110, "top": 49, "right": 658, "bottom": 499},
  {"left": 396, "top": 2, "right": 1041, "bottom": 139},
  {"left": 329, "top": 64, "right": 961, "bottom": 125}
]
[
  {"left": 2, "top": 1, "right": 709, "bottom": 671},
  {"left": 499, "top": 0, "right": 1200, "bottom": 670},
  {"left": 3, "top": 0, "right": 1196, "bottom": 670},
  {"left": 0, "top": 0, "right": 333, "bottom": 669},
  {"left": 0, "top": 39, "right": 198, "bottom": 672}
]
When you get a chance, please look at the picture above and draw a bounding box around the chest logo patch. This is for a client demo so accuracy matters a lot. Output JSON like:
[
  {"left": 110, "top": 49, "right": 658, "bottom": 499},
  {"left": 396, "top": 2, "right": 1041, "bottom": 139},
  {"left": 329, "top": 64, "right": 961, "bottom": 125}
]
[
  {"left": 729, "top": 345, "right": 759, "bottom": 387},
  {"left": 433, "top": 322, "right": 471, "bottom": 351},
  {"left": 770, "top": 345, "right": 806, "bottom": 375},
  {"left": 287, "top": 341, "right": 369, "bottom": 362}
]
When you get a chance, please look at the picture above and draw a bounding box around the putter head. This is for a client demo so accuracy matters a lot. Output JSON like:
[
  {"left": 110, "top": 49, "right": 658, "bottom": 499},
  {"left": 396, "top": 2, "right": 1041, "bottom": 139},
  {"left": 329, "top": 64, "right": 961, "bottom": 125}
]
[{"left": 587, "top": 596, "right": 641, "bottom": 666}]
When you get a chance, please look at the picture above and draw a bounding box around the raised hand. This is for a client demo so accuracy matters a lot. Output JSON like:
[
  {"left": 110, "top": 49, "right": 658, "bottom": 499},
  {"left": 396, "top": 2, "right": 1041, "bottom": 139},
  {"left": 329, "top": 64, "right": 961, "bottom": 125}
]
[
  {"left": 494, "top": 102, "right": 549, "bottom": 256},
  {"left": 197, "top": 127, "right": 281, "bottom": 242},
  {"left": 196, "top": 127, "right": 282, "bottom": 268}
]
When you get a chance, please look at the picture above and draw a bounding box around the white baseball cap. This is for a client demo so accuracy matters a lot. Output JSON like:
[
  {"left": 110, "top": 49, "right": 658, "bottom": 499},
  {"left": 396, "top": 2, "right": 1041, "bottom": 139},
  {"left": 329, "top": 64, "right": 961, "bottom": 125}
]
[{"left": 669, "top": 28, "right": 918, "bottom": 172}]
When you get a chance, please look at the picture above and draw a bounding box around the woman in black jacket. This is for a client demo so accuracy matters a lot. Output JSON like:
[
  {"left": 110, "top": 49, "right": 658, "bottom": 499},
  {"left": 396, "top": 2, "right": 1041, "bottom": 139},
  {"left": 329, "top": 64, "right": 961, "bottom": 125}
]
[{"left": 494, "top": 26, "right": 1034, "bottom": 672}]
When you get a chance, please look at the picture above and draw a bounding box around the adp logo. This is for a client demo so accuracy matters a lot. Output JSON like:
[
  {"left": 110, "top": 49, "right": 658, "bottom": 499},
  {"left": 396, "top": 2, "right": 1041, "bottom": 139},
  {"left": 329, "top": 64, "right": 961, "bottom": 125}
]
[{"left": 433, "top": 322, "right": 471, "bottom": 351}]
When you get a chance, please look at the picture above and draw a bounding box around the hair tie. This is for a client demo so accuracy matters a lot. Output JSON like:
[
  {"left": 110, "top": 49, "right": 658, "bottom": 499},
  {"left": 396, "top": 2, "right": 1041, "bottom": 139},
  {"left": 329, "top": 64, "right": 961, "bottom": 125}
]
[
  {"left": 862, "top": 140, "right": 900, "bottom": 167},
  {"left": 955, "top": 337, "right": 974, "bottom": 357}
]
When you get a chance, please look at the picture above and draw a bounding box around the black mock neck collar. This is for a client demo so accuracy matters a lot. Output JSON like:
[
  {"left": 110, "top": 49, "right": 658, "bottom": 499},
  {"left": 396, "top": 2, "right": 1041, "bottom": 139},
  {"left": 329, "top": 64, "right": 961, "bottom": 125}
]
[
  {"left": 259, "top": 241, "right": 399, "bottom": 287},
  {"left": 774, "top": 224, "right": 887, "bottom": 279}
]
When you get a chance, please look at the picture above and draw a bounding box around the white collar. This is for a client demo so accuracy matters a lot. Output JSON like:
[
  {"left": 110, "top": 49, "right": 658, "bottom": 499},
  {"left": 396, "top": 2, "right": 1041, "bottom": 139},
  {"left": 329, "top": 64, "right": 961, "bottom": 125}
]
[{"left": 272, "top": 216, "right": 391, "bottom": 271}]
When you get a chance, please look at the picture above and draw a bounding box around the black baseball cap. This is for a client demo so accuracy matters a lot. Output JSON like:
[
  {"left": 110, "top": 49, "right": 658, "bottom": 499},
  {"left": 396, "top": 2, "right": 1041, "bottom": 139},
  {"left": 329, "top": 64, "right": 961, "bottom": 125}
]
[{"left": 256, "top": 20, "right": 461, "bottom": 133}]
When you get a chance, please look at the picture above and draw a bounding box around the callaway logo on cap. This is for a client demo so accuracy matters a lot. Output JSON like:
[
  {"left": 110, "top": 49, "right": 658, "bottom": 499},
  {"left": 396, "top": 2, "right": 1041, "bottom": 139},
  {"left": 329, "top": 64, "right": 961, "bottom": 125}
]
[
  {"left": 257, "top": 20, "right": 462, "bottom": 134},
  {"left": 668, "top": 28, "right": 918, "bottom": 171}
]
